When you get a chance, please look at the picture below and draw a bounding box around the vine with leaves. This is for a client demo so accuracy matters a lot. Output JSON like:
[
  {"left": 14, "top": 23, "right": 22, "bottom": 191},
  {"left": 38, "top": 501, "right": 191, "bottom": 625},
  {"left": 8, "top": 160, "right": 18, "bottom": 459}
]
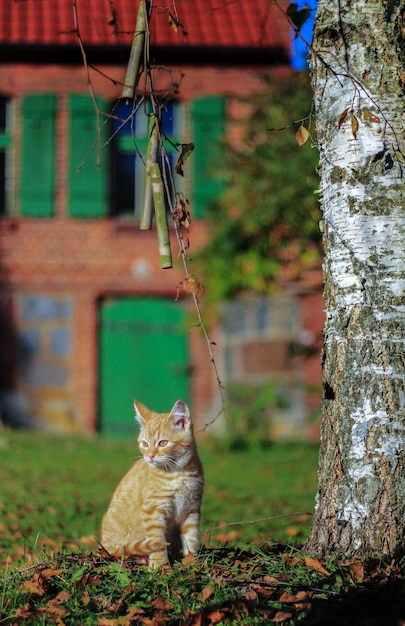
[{"left": 71, "top": 0, "right": 225, "bottom": 426}]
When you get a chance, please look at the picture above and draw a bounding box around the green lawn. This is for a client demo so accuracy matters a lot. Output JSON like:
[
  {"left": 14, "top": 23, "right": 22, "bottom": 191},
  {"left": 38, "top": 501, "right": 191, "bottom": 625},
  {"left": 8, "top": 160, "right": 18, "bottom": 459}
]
[
  {"left": 1, "top": 431, "right": 404, "bottom": 625},
  {"left": 0, "top": 431, "right": 318, "bottom": 560}
]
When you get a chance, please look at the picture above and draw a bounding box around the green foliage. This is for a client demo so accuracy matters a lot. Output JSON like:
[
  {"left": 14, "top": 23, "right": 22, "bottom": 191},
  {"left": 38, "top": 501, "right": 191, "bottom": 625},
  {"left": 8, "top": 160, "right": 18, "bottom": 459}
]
[
  {"left": 198, "top": 73, "right": 321, "bottom": 302},
  {"left": 224, "top": 381, "right": 289, "bottom": 450}
]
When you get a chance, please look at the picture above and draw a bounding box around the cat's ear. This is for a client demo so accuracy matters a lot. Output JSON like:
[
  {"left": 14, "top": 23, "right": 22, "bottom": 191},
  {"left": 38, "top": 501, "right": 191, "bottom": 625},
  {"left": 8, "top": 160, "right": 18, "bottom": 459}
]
[
  {"left": 134, "top": 400, "right": 147, "bottom": 425},
  {"left": 170, "top": 400, "right": 191, "bottom": 431}
]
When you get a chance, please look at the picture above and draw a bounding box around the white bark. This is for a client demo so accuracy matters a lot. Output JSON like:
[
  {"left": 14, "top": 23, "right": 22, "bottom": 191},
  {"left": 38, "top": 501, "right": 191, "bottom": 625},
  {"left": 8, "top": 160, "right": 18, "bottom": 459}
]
[{"left": 307, "top": 0, "right": 405, "bottom": 556}]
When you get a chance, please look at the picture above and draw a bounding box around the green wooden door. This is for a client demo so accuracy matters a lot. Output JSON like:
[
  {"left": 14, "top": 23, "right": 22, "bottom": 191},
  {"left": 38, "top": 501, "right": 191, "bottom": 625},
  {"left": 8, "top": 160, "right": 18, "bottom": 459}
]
[{"left": 99, "top": 297, "right": 190, "bottom": 436}]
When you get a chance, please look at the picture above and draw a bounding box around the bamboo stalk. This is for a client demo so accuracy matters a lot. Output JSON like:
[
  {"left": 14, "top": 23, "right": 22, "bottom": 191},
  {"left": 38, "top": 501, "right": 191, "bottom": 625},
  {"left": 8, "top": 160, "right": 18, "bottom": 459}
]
[
  {"left": 140, "top": 116, "right": 159, "bottom": 230},
  {"left": 121, "top": 0, "right": 151, "bottom": 99},
  {"left": 148, "top": 162, "right": 172, "bottom": 269}
]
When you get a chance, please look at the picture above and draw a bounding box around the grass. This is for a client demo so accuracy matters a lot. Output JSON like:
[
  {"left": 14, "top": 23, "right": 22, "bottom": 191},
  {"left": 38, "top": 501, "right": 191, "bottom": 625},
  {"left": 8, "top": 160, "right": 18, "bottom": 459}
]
[
  {"left": 0, "top": 431, "right": 319, "bottom": 557},
  {"left": 1, "top": 430, "right": 404, "bottom": 625}
]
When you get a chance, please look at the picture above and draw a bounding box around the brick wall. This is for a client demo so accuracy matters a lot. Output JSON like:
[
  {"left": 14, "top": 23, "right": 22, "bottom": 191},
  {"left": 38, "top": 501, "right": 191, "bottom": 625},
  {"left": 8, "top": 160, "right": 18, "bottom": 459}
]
[
  {"left": 0, "top": 216, "right": 214, "bottom": 431},
  {"left": 0, "top": 60, "right": 323, "bottom": 437}
]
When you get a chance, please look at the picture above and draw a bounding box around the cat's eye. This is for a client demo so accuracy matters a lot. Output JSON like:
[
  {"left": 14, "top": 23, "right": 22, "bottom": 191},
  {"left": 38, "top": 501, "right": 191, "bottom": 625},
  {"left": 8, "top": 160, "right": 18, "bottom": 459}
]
[
  {"left": 158, "top": 440, "right": 168, "bottom": 447},
  {"left": 140, "top": 440, "right": 149, "bottom": 448}
]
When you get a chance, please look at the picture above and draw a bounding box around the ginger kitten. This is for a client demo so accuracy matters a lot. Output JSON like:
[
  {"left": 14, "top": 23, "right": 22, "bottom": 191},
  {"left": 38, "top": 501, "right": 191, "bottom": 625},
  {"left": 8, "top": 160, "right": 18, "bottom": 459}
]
[{"left": 101, "top": 399, "right": 203, "bottom": 568}]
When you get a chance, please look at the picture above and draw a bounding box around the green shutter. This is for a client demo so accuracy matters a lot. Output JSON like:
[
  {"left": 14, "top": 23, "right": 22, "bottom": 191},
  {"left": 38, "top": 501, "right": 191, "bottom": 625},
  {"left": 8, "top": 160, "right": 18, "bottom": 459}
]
[
  {"left": 68, "top": 95, "right": 108, "bottom": 218},
  {"left": 21, "top": 94, "right": 56, "bottom": 217},
  {"left": 191, "top": 97, "right": 226, "bottom": 219}
]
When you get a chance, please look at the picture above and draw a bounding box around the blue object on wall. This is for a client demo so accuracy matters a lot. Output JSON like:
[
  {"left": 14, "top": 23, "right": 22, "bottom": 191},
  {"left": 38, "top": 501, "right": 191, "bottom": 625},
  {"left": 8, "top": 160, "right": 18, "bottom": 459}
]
[{"left": 291, "top": 1, "right": 317, "bottom": 71}]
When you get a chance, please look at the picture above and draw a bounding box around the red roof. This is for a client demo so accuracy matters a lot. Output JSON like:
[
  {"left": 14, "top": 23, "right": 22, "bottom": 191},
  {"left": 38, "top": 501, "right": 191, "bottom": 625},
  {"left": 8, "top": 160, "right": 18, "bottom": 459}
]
[{"left": 1, "top": 0, "right": 291, "bottom": 52}]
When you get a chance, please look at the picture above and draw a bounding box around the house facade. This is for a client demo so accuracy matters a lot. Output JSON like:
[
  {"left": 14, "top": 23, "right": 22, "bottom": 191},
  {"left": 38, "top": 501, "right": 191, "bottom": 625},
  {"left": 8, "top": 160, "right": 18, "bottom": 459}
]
[{"left": 0, "top": 0, "right": 323, "bottom": 438}]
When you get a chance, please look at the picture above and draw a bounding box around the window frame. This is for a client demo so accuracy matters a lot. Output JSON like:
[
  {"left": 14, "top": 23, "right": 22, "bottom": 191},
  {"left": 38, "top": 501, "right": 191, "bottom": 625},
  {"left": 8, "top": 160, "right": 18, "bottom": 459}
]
[{"left": 110, "top": 98, "right": 185, "bottom": 220}]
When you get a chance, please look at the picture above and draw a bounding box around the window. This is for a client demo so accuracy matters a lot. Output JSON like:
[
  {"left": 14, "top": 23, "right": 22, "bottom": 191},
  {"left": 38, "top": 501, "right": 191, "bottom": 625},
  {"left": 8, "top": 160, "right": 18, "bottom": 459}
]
[
  {"left": 110, "top": 99, "right": 182, "bottom": 218},
  {"left": 0, "top": 96, "right": 12, "bottom": 216}
]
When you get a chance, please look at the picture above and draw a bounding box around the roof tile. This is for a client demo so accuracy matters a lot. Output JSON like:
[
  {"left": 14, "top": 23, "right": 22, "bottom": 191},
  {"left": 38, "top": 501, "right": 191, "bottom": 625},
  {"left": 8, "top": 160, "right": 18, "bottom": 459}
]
[{"left": 1, "top": 0, "right": 291, "bottom": 52}]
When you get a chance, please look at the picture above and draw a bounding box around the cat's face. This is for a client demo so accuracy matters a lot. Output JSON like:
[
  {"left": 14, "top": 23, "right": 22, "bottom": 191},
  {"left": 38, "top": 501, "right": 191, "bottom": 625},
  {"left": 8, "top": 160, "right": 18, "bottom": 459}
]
[{"left": 134, "top": 400, "right": 194, "bottom": 471}]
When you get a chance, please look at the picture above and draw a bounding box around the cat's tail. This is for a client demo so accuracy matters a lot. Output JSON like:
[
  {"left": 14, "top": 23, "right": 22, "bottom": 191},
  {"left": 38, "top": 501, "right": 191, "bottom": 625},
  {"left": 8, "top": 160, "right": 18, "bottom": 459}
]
[
  {"left": 99, "top": 537, "right": 169, "bottom": 559},
  {"left": 128, "top": 538, "right": 170, "bottom": 556}
]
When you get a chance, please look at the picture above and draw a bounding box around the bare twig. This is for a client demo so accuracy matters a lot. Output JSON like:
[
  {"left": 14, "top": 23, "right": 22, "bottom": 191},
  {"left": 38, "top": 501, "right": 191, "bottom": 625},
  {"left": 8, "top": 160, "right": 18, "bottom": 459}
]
[{"left": 208, "top": 512, "right": 313, "bottom": 531}]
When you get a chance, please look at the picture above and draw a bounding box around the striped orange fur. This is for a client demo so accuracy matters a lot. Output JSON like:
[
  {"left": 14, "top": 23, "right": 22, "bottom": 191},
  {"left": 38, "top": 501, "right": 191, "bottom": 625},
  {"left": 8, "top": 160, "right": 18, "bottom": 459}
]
[{"left": 100, "top": 399, "right": 203, "bottom": 568}]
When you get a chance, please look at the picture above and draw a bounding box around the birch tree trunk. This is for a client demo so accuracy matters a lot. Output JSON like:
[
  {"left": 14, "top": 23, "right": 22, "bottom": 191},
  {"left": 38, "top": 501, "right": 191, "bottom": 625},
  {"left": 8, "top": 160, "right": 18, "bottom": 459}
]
[{"left": 306, "top": 0, "right": 405, "bottom": 557}]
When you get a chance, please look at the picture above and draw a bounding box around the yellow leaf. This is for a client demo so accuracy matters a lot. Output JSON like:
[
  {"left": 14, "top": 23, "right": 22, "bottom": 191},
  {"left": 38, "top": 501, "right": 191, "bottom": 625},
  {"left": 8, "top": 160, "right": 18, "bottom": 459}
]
[
  {"left": 295, "top": 124, "right": 310, "bottom": 146},
  {"left": 363, "top": 110, "right": 380, "bottom": 123},
  {"left": 351, "top": 112, "right": 359, "bottom": 138}
]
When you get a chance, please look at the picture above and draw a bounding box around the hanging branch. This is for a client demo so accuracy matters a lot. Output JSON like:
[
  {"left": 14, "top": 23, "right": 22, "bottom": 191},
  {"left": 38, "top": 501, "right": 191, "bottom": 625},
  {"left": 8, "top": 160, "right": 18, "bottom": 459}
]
[
  {"left": 148, "top": 161, "right": 173, "bottom": 269},
  {"left": 72, "top": 0, "right": 226, "bottom": 425},
  {"left": 122, "top": 0, "right": 151, "bottom": 99},
  {"left": 140, "top": 116, "right": 159, "bottom": 230}
]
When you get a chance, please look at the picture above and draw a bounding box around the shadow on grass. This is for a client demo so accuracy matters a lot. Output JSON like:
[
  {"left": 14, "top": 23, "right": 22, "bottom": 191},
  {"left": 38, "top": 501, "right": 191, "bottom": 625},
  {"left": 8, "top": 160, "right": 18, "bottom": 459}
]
[{"left": 305, "top": 578, "right": 405, "bottom": 625}]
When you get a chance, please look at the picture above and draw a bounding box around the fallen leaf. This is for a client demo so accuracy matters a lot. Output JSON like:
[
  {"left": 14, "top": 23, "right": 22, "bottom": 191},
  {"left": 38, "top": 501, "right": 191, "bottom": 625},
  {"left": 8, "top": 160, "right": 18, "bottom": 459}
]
[
  {"left": 42, "top": 603, "right": 67, "bottom": 619},
  {"left": 262, "top": 575, "right": 279, "bottom": 584},
  {"left": 206, "top": 610, "right": 225, "bottom": 624},
  {"left": 285, "top": 525, "right": 301, "bottom": 537},
  {"left": 254, "top": 584, "right": 275, "bottom": 598},
  {"left": 49, "top": 590, "right": 71, "bottom": 605},
  {"left": 304, "top": 555, "right": 330, "bottom": 576},
  {"left": 41, "top": 568, "right": 62, "bottom": 579},
  {"left": 272, "top": 610, "right": 293, "bottom": 622},
  {"left": 282, "top": 553, "right": 301, "bottom": 567},
  {"left": 15, "top": 604, "right": 35, "bottom": 619},
  {"left": 182, "top": 552, "right": 197, "bottom": 565},
  {"left": 279, "top": 591, "right": 298, "bottom": 603},
  {"left": 23, "top": 574, "right": 45, "bottom": 596},
  {"left": 183, "top": 610, "right": 202, "bottom": 626},
  {"left": 199, "top": 584, "right": 215, "bottom": 602},
  {"left": 241, "top": 590, "right": 257, "bottom": 602},
  {"left": 82, "top": 591, "right": 92, "bottom": 606},
  {"left": 349, "top": 561, "right": 364, "bottom": 581},
  {"left": 214, "top": 530, "right": 241, "bottom": 542},
  {"left": 140, "top": 618, "right": 157, "bottom": 626},
  {"left": 151, "top": 597, "right": 173, "bottom": 611}
]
